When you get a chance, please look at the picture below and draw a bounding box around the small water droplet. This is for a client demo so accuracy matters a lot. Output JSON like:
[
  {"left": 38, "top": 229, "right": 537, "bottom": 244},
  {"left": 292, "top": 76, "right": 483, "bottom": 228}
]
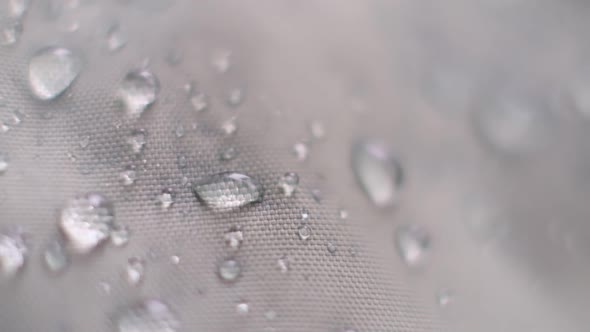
[
  {"left": 219, "top": 146, "right": 237, "bottom": 161},
  {"left": 170, "top": 255, "right": 180, "bottom": 265},
  {"left": 277, "top": 172, "right": 299, "bottom": 197},
  {"left": 115, "top": 299, "right": 180, "bottom": 332},
  {"left": 211, "top": 50, "right": 231, "bottom": 73},
  {"left": 0, "top": 20, "right": 22, "bottom": 46},
  {"left": 309, "top": 120, "right": 325, "bottom": 140},
  {"left": 236, "top": 302, "right": 249, "bottom": 316},
  {"left": 277, "top": 255, "right": 289, "bottom": 273},
  {"left": 124, "top": 257, "right": 145, "bottom": 286},
  {"left": 78, "top": 135, "right": 90, "bottom": 149},
  {"left": 177, "top": 154, "right": 187, "bottom": 168},
  {"left": 436, "top": 288, "right": 454, "bottom": 308},
  {"left": 218, "top": 258, "right": 241, "bottom": 282},
  {"left": 292, "top": 142, "right": 309, "bottom": 162},
  {"left": 118, "top": 69, "right": 159, "bottom": 118},
  {"left": 119, "top": 168, "right": 137, "bottom": 186},
  {"left": 338, "top": 209, "right": 348, "bottom": 220},
  {"left": 43, "top": 240, "right": 69, "bottom": 273},
  {"left": 224, "top": 226, "right": 243, "bottom": 251},
  {"left": 189, "top": 92, "right": 208, "bottom": 113},
  {"left": 105, "top": 23, "right": 127, "bottom": 53},
  {"left": 297, "top": 225, "right": 311, "bottom": 241},
  {"left": 0, "top": 153, "right": 9, "bottom": 174},
  {"left": 58, "top": 194, "right": 114, "bottom": 254},
  {"left": 157, "top": 189, "right": 175, "bottom": 210},
  {"left": 193, "top": 172, "right": 263, "bottom": 210},
  {"left": 127, "top": 129, "right": 147, "bottom": 155},
  {"left": 265, "top": 310, "right": 277, "bottom": 321},
  {"left": 0, "top": 228, "right": 27, "bottom": 278},
  {"left": 395, "top": 224, "right": 430, "bottom": 268},
  {"left": 221, "top": 117, "right": 238, "bottom": 136},
  {"left": 311, "top": 189, "right": 322, "bottom": 203},
  {"left": 351, "top": 140, "right": 403, "bottom": 208},
  {"left": 327, "top": 242, "right": 337, "bottom": 254},
  {"left": 110, "top": 225, "right": 130, "bottom": 247},
  {"left": 174, "top": 123, "right": 185, "bottom": 138},
  {"left": 227, "top": 88, "right": 244, "bottom": 107},
  {"left": 28, "top": 47, "right": 82, "bottom": 100}
]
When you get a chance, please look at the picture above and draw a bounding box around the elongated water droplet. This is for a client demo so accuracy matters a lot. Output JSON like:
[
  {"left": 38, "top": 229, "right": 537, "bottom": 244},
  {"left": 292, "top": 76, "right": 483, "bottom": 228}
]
[
  {"left": 124, "top": 257, "right": 145, "bottom": 286},
  {"left": 190, "top": 92, "right": 208, "bottom": 113},
  {"left": 0, "top": 153, "right": 9, "bottom": 174},
  {"left": 110, "top": 225, "right": 130, "bottom": 247},
  {"left": 193, "top": 172, "right": 263, "bottom": 210},
  {"left": 0, "top": 228, "right": 27, "bottom": 278},
  {"left": 28, "top": 47, "right": 82, "bottom": 100},
  {"left": 157, "top": 189, "right": 175, "bottom": 210},
  {"left": 224, "top": 226, "right": 243, "bottom": 251},
  {"left": 277, "top": 255, "right": 289, "bottom": 273},
  {"left": 297, "top": 225, "right": 311, "bottom": 241},
  {"left": 395, "top": 224, "right": 430, "bottom": 268},
  {"left": 277, "top": 172, "right": 299, "bottom": 197},
  {"left": 218, "top": 258, "right": 241, "bottom": 282},
  {"left": 351, "top": 140, "right": 403, "bottom": 208},
  {"left": 58, "top": 194, "right": 114, "bottom": 254},
  {"left": 115, "top": 299, "right": 180, "bottom": 332},
  {"left": 105, "top": 23, "right": 127, "bottom": 53},
  {"left": 118, "top": 69, "right": 159, "bottom": 118},
  {"left": 0, "top": 20, "right": 22, "bottom": 46},
  {"left": 292, "top": 142, "right": 309, "bottom": 162},
  {"left": 219, "top": 146, "right": 237, "bottom": 161},
  {"left": 43, "top": 240, "right": 68, "bottom": 273}
]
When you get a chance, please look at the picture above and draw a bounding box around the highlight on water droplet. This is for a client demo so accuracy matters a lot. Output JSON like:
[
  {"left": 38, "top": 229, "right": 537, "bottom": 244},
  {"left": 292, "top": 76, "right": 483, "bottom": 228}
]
[
  {"left": 192, "top": 172, "right": 263, "bottom": 211},
  {"left": 28, "top": 46, "right": 82, "bottom": 100},
  {"left": 394, "top": 224, "right": 430, "bottom": 268},
  {"left": 118, "top": 69, "right": 159, "bottom": 119},
  {"left": 236, "top": 301, "right": 249, "bottom": 316}
]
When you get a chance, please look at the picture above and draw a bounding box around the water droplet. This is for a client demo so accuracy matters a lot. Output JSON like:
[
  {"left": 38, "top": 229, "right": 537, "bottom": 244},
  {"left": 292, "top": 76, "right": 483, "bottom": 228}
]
[
  {"left": 219, "top": 146, "right": 237, "bottom": 161},
  {"left": 78, "top": 135, "right": 90, "bottom": 149},
  {"left": 115, "top": 299, "right": 180, "bottom": 332},
  {"left": 58, "top": 194, "right": 114, "bottom": 254},
  {"left": 394, "top": 224, "right": 430, "bottom": 268},
  {"left": 0, "top": 153, "right": 9, "bottom": 174},
  {"left": 436, "top": 288, "right": 454, "bottom": 308},
  {"left": 327, "top": 242, "right": 337, "bottom": 254},
  {"left": 309, "top": 120, "right": 325, "bottom": 140},
  {"left": 119, "top": 168, "right": 137, "bottom": 186},
  {"left": 0, "top": 20, "right": 22, "bottom": 46},
  {"left": 110, "top": 225, "right": 130, "bottom": 247},
  {"left": 193, "top": 172, "right": 263, "bottom": 210},
  {"left": 218, "top": 258, "right": 241, "bottom": 282},
  {"left": 0, "top": 228, "right": 27, "bottom": 278},
  {"left": 277, "top": 255, "right": 289, "bottom": 273},
  {"left": 311, "top": 189, "right": 322, "bottom": 203},
  {"left": 277, "top": 172, "right": 299, "bottom": 197},
  {"left": 292, "top": 142, "right": 309, "bottom": 162},
  {"left": 211, "top": 50, "right": 231, "bottom": 73},
  {"left": 351, "top": 140, "right": 403, "bottom": 208},
  {"left": 189, "top": 92, "right": 208, "bottom": 113},
  {"left": 338, "top": 209, "right": 348, "bottom": 220},
  {"left": 174, "top": 123, "right": 185, "bottom": 138},
  {"left": 236, "top": 302, "right": 249, "bottom": 316},
  {"left": 224, "top": 226, "right": 243, "bottom": 251},
  {"left": 157, "top": 189, "right": 175, "bottom": 210},
  {"left": 2, "top": 0, "right": 30, "bottom": 19},
  {"left": 297, "top": 225, "right": 311, "bottom": 241},
  {"left": 105, "top": 23, "right": 127, "bottom": 53},
  {"left": 118, "top": 69, "right": 159, "bottom": 118},
  {"left": 300, "top": 208, "right": 310, "bottom": 221},
  {"left": 28, "top": 47, "right": 82, "bottom": 100},
  {"left": 170, "top": 255, "right": 180, "bottom": 265},
  {"left": 127, "top": 129, "right": 147, "bottom": 155},
  {"left": 227, "top": 88, "right": 243, "bottom": 107},
  {"left": 124, "top": 257, "right": 145, "bottom": 286},
  {"left": 43, "top": 240, "right": 69, "bottom": 273},
  {"left": 221, "top": 117, "right": 238, "bottom": 136},
  {"left": 0, "top": 123, "right": 10, "bottom": 133}
]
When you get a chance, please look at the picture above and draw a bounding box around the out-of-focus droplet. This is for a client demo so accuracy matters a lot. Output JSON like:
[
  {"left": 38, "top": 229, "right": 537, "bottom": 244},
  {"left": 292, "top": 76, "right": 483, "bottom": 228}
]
[
  {"left": 224, "top": 226, "right": 243, "bottom": 251},
  {"left": 219, "top": 146, "right": 237, "bottom": 161},
  {"left": 0, "top": 228, "right": 27, "bottom": 278},
  {"left": 127, "top": 129, "right": 147, "bottom": 155},
  {"left": 227, "top": 88, "right": 243, "bottom": 107},
  {"left": 221, "top": 117, "right": 238, "bottom": 136},
  {"left": 124, "top": 257, "right": 145, "bottom": 286},
  {"left": 98, "top": 281, "right": 111, "bottom": 295},
  {"left": 309, "top": 120, "right": 325, "bottom": 140},
  {"left": 28, "top": 47, "right": 82, "bottom": 100},
  {"left": 327, "top": 242, "right": 337, "bottom": 254},
  {"left": 0, "top": 153, "right": 9, "bottom": 174},
  {"left": 351, "top": 140, "right": 403, "bottom": 208},
  {"left": 118, "top": 69, "right": 159, "bottom": 118},
  {"left": 157, "top": 189, "right": 175, "bottom": 210},
  {"left": 165, "top": 48, "right": 183, "bottom": 66},
  {"left": 236, "top": 302, "right": 249, "bottom": 316},
  {"left": 211, "top": 50, "right": 231, "bottom": 73},
  {"left": 2, "top": 0, "right": 30, "bottom": 19},
  {"left": 110, "top": 225, "right": 130, "bottom": 247},
  {"left": 78, "top": 135, "right": 90, "bottom": 149},
  {"left": 338, "top": 209, "right": 348, "bottom": 220},
  {"left": 394, "top": 224, "right": 430, "bottom": 268},
  {"left": 277, "top": 255, "right": 289, "bottom": 273},
  {"left": 311, "top": 189, "right": 322, "bottom": 203},
  {"left": 292, "top": 142, "right": 309, "bottom": 162},
  {"left": 174, "top": 123, "right": 185, "bottom": 138},
  {"left": 115, "top": 299, "right": 180, "bottom": 332},
  {"left": 218, "top": 258, "right": 241, "bottom": 282},
  {"left": 297, "top": 225, "right": 311, "bottom": 241},
  {"left": 43, "top": 240, "right": 68, "bottom": 273},
  {"left": 277, "top": 172, "right": 299, "bottom": 197},
  {"left": 300, "top": 208, "right": 310, "bottom": 221},
  {"left": 170, "top": 255, "right": 180, "bottom": 265},
  {"left": 436, "top": 288, "right": 454, "bottom": 308},
  {"left": 193, "top": 172, "right": 263, "bottom": 210},
  {"left": 119, "top": 168, "right": 137, "bottom": 186},
  {"left": 265, "top": 310, "right": 277, "bottom": 321},
  {"left": 105, "top": 23, "right": 127, "bottom": 53},
  {"left": 0, "top": 20, "right": 22, "bottom": 46},
  {"left": 59, "top": 194, "right": 114, "bottom": 254},
  {"left": 190, "top": 92, "right": 208, "bottom": 113}
]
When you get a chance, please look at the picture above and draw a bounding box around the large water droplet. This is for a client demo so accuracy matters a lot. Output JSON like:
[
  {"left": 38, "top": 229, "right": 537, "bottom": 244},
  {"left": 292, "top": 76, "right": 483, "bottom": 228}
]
[
  {"left": 43, "top": 240, "right": 69, "bottom": 273},
  {"left": 218, "top": 258, "right": 241, "bottom": 282},
  {"left": 351, "top": 140, "right": 403, "bottom": 208},
  {"left": 224, "top": 226, "right": 243, "bottom": 251},
  {"left": 394, "top": 224, "right": 430, "bottom": 268},
  {"left": 0, "top": 20, "right": 22, "bottom": 46},
  {"left": 297, "top": 225, "right": 311, "bottom": 241},
  {"left": 277, "top": 172, "right": 299, "bottom": 197},
  {"left": 124, "top": 257, "right": 145, "bottom": 286},
  {"left": 0, "top": 153, "right": 9, "bottom": 174},
  {"left": 115, "top": 299, "right": 180, "bottom": 332},
  {"left": 0, "top": 228, "right": 27, "bottom": 278},
  {"left": 118, "top": 69, "right": 159, "bottom": 118},
  {"left": 28, "top": 47, "right": 82, "bottom": 100},
  {"left": 58, "top": 194, "right": 114, "bottom": 254},
  {"left": 127, "top": 129, "right": 147, "bottom": 155},
  {"left": 105, "top": 23, "right": 127, "bottom": 53},
  {"left": 193, "top": 172, "right": 263, "bottom": 210}
]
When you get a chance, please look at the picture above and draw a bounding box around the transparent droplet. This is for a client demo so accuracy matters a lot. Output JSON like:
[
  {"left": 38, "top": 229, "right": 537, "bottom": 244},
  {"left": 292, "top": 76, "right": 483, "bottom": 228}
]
[
  {"left": 292, "top": 142, "right": 309, "bottom": 162},
  {"left": 110, "top": 225, "right": 130, "bottom": 247},
  {"left": 351, "top": 140, "right": 403, "bottom": 208},
  {"left": 43, "top": 240, "right": 69, "bottom": 273},
  {"left": 227, "top": 88, "right": 243, "bottom": 107},
  {"left": 436, "top": 288, "right": 454, "bottom": 308},
  {"left": 0, "top": 153, "right": 9, "bottom": 174},
  {"left": 127, "top": 130, "right": 147, "bottom": 155},
  {"left": 115, "top": 299, "right": 180, "bottom": 332},
  {"left": 309, "top": 120, "right": 325, "bottom": 140},
  {"left": 28, "top": 47, "right": 82, "bottom": 100},
  {"left": 219, "top": 146, "right": 237, "bottom": 161},
  {"left": 277, "top": 172, "right": 299, "bottom": 197},
  {"left": 394, "top": 224, "right": 430, "bottom": 268},
  {"left": 236, "top": 302, "right": 249, "bottom": 316},
  {"left": 218, "top": 258, "right": 241, "bottom": 282},
  {"left": 189, "top": 92, "right": 208, "bottom": 113},
  {"left": 297, "top": 225, "right": 311, "bottom": 241},
  {"left": 118, "top": 69, "right": 159, "bottom": 118},
  {"left": 58, "top": 194, "right": 114, "bottom": 254},
  {"left": 157, "top": 189, "right": 175, "bottom": 210},
  {"left": 78, "top": 135, "right": 90, "bottom": 149},
  {"left": 221, "top": 117, "right": 238, "bottom": 136},
  {"left": 211, "top": 50, "right": 231, "bottom": 73},
  {"left": 105, "top": 23, "right": 127, "bottom": 53},
  {"left": 119, "top": 168, "right": 137, "bottom": 186},
  {"left": 124, "top": 257, "right": 145, "bottom": 286},
  {"left": 224, "top": 226, "right": 243, "bottom": 251},
  {"left": 0, "top": 20, "right": 22, "bottom": 46},
  {"left": 277, "top": 255, "right": 289, "bottom": 273},
  {"left": 327, "top": 242, "right": 337, "bottom": 254},
  {"left": 193, "top": 172, "right": 263, "bottom": 210},
  {"left": 300, "top": 208, "right": 310, "bottom": 221},
  {"left": 174, "top": 123, "right": 185, "bottom": 138},
  {"left": 170, "top": 255, "right": 180, "bottom": 265},
  {"left": 0, "top": 228, "right": 27, "bottom": 278}
]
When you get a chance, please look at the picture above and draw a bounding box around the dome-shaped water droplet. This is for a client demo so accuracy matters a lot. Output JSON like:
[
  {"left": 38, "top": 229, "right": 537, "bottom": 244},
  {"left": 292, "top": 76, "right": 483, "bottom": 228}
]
[
  {"left": 118, "top": 69, "right": 159, "bottom": 118},
  {"left": 436, "top": 288, "right": 454, "bottom": 308},
  {"left": 218, "top": 258, "right": 241, "bottom": 282},
  {"left": 127, "top": 129, "right": 147, "bottom": 155},
  {"left": 236, "top": 302, "right": 249, "bottom": 316},
  {"left": 42, "top": 240, "right": 69, "bottom": 273},
  {"left": 28, "top": 47, "right": 82, "bottom": 100},
  {"left": 157, "top": 189, "right": 175, "bottom": 210},
  {"left": 351, "top": 140, "right": 403, "bottom": 208},
  {"left": 174, "top": 123, "right": 185, "bottom": 138},
  {"left": 58, "top": 193, "right": 114, "bottom": 254},
  {"left": 292, "top": 142, "right": 309, "bottom": 162},
  {"left": 277, "top": 172, "right": 299, "bottom": 197},
  {"left": 338, "top": 209, "right": 348, "bottom": 220},
  {"left": 115, "top": 299, "right": 180, "bottom": 332},
  {"left": 219, "top": 146, "right": 237, "bottom": 161},
  {"left": 170, "top": 255, "right": 180, "bottom": 265},
  {"left": 297, "top": 225, "right": 311, "bottom": 241},
  {"left": 224, "top": 226, "right": 243, "bottom": 251},
  {"left": 124, "top": 257, "right": 145, "bottom": 286},
  {"left": 0, "top": 20, "right": 22, "bottom": 46},
  {"left": 119, "top": 168, "right": 137, "bottom": 186},
  {"left": 0, "top": 228, "right": 27, "bottom": 278},
  {"left": 105, "top": 23, "right": 127, "bottom": 53},
  {"left": 110, "top": 225, "right": 130, "bottom": 247},
  {"left": 327, "top": 242, "right": 337, "bottom": 254},
  {"left": 0, "top": 153, "right": 9, "bottom": 174},
  {"left": 190, "top": 92, "right": 208, "bottom": 113},
  {"left": 394, "top": 224, "right": 430, "bottom": 268},
  {"left": 277, "top": 255, "right": 289, "bottom": 273},
  {"left": 193, "top": 172, "right": 263, "bottom": 210}
]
